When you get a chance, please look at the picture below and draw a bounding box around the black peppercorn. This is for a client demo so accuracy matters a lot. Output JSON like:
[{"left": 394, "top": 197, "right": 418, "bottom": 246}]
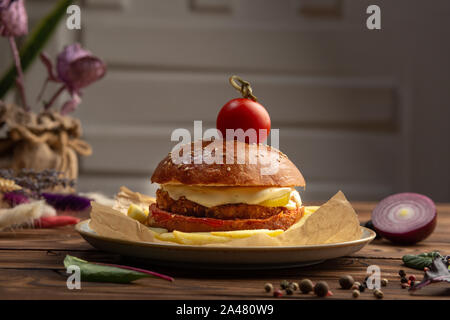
[
  {"left": 339, "top": 275, "right": 354, "bottom": 289},
  {"left": 363, "top": 275, "right": 369, "bottom": 287},
  {"left": 358, "top": 285, "right": 365, "bottom": 292},
  {"left": 400, "top": 277, "right": 408, "bottom": 283},
  {"left": 299, "top": 279, "right": 314, "bottom": 294},
  {"left": 314, "top": 281, "right": 329, "bottom": 297},
  {"left": 285, "top": 287, "right": 294, "bottom": 295},
  {"left": 399, "top": 270, "right": 406, "bottom": 277}
]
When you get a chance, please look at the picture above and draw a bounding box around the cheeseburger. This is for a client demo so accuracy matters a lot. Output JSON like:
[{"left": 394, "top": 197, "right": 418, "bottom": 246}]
[{"left": 149, "top": 140, "right": 305, "bottom": 232}]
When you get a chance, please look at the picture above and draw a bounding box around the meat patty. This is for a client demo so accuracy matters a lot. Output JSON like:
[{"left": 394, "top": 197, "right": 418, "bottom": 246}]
[
  {"left": 156, "top": 189, "right": 287, "bottom": 220},
  {"left": 148, "top": 203, "right": 304, "bottom": 232}
]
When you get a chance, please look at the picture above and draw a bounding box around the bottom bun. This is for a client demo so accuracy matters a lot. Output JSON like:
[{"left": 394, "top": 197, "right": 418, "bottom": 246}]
[{"left": 148, "top": 203, "right": 304, "bottom": 232}]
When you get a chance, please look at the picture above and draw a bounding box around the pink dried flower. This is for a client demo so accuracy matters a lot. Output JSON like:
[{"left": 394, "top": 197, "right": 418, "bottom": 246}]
[
  {"left": 60, "top": 92, "right": 81, "bottom": 115},
  {"left": 39, "top": 43, "right": 106, "bottom": 114},
  {"left": 0, "top": 0, "right": 28, "bottom": 37},
  {"left": 57, "top": 43, "right": 106, "bottom": 91},
  {"left": 1, "top": 0, "right": 28, "bottom": 110}
]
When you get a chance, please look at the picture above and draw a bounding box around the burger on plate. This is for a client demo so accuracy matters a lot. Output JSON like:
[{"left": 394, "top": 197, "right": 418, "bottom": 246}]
[{"left": 148, "top": 140, "right": 305, "bottom": 232}]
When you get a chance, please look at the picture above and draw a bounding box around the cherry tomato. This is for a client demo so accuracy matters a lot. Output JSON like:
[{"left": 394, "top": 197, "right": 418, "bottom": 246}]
[{"left": 216, "top": 98, "right": 271, "bottom": 143}]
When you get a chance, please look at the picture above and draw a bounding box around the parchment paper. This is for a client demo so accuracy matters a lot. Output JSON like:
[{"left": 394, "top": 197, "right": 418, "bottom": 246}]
[{"left": 89, "top": 189, "right": 362, "bottom": 247}]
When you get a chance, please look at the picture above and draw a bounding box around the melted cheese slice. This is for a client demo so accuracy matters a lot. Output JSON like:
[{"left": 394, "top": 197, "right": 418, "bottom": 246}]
[{"left": 161, "top": 184, "right": 301, "bottom": 208}]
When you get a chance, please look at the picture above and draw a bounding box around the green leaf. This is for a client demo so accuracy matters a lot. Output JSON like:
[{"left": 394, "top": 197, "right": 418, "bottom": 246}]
[
  {"left": 64, "top": 255, "right": 156, "bottom": 284},
  {"left": 402, "top": 251, "right": 442, "bottom": 270},
  {"left": 0, "top": 0, "right": 74, "bottom": 99}
]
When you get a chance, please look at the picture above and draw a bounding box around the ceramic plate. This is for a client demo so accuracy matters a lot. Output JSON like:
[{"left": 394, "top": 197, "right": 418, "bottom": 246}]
[{"left": 76, "top": 220, "right": 376, "bottom": 270}]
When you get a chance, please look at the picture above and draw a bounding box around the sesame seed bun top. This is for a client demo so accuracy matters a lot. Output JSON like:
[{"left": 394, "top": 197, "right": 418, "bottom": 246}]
[{"left": 151, "top": 140, "right": 305, "bottom": 187}]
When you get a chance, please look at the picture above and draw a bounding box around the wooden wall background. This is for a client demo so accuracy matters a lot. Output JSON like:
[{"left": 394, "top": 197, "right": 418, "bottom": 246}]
[{"left": 1, "top": 0, "right": 449, "bottom": 202}]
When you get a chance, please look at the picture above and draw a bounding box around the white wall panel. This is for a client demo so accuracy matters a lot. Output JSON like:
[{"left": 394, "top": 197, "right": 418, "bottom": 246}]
[
  {"left": 84, "top": 21, "right": 400, "bottom": 75},
  {"left": 79, "top": 124, "right": 399, "bottom": 200},
  {"left": 77, "top": 71, "right": 397, "bottom": 127},
  {"left": 74, "top": 0, "right": 408, "bottom": 201},
  {"left": 7, "top": 0, "right": 448, "bottom": 200}
]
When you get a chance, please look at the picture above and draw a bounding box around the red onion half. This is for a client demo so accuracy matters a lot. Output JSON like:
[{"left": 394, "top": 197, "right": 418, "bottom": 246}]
[{"left": 372, "top": 193, "right": 437, "bottom": 245}]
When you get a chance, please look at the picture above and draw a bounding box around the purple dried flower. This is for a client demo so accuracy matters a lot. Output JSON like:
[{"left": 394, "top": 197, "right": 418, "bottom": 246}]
[
  {"left": 3, "top": 191, "right": 29, "bottom": 207},
  {"left": 57, "top": 43, "right": 106, "bottom": 91},
  {"left": 0, "top": 0, "right": 28, "bottom": 37},
  {"left": 60, "top": 92, "right": 81, "bottom": 115},
  {"left": 41, "top": 193, "right": 91, "bottom": 211},
  {"left": 1, "top": 0, "right": 28, "bottom": 110},
  {"left": 39, "top": 43, "right": 106, "bottom": 114}
]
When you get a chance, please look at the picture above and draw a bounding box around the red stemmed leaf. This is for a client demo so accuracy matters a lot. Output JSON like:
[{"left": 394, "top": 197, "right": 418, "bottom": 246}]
[
  {"left": 64, "top": 255, "right": 174, "bottom": 284},
  {"left": 93, "top": 262, "right": 175, "bottom": 282},
  {"left": 410, "top": 257, "right": 450, "bottom": 290}
]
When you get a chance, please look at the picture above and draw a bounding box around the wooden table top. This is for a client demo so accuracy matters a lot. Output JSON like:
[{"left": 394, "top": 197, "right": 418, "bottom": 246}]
[{"left": 1, "top": 202, "right": 449, "bottom": 300}]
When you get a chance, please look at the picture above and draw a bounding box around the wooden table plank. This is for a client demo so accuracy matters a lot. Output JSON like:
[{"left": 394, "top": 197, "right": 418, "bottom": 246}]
[
  {"left": 0, "top": 202, "right": 449, "bottom": 300},
  {"left": 0, "top": 256, "right": 448, "bottom": 300},
  {"left": 0, "top": 227, "right": 93, "bottom": 251}
]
